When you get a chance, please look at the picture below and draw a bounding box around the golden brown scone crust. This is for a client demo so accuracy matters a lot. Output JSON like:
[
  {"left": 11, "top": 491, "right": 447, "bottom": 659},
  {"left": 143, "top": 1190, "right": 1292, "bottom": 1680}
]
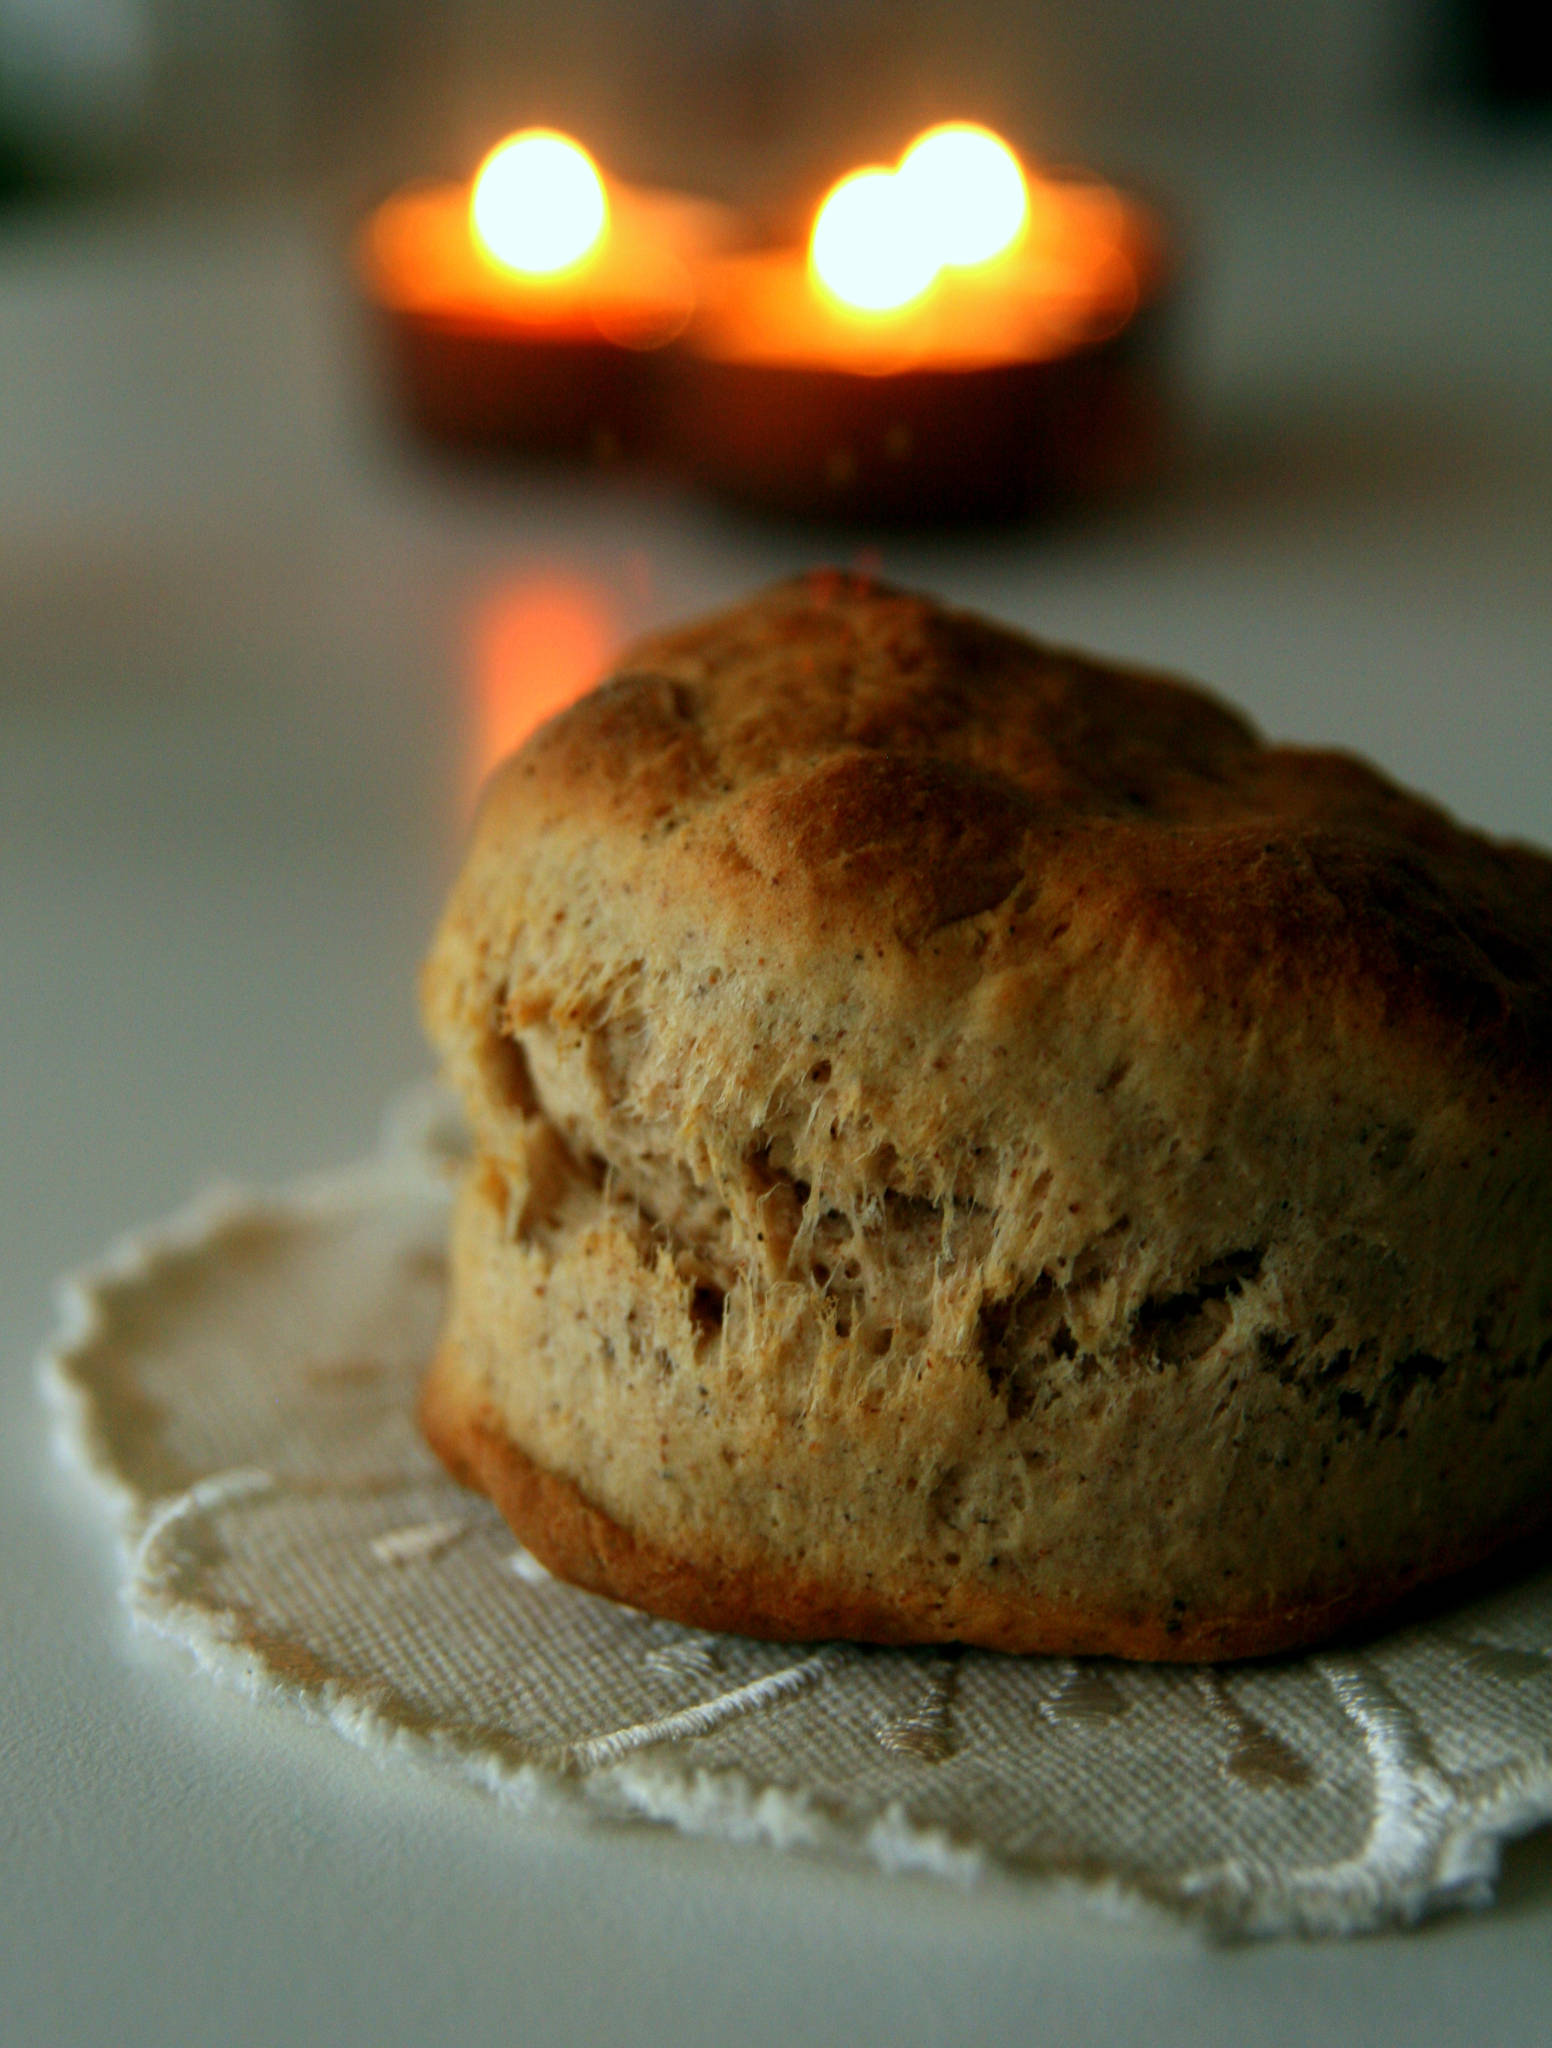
[{"left": 421, "top": 572, "right": 1552, "bottom": 1660}]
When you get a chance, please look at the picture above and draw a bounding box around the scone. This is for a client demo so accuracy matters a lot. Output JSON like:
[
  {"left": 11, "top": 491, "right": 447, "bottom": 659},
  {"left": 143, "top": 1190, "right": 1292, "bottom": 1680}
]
[{"left": 420, "top": 572, "right": 1552, "bottom": 1660}]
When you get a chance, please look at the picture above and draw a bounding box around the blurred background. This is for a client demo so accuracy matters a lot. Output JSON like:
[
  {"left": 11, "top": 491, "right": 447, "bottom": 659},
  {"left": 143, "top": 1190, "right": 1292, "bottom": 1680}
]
[{"left": 1, "top": 0, "right": 1549, "bottom": 210}]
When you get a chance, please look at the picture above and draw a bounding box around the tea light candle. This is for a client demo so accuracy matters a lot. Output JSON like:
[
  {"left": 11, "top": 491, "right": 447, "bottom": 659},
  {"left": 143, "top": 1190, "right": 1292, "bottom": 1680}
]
[
  {"left": 360, "top": 129, "right": 738, "bottom": 461},
  {"left": 667, "top": 124, "right": 1170, "bottom": 522}
]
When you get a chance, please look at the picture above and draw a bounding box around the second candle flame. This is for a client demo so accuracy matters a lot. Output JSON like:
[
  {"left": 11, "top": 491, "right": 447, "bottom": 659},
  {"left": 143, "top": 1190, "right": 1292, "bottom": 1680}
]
[
  {"left": 809, "top": 122, "right": 1030, "bottom": 317},
  {"left": 809, "top": 167, "right": 940, "bottom": 314}
]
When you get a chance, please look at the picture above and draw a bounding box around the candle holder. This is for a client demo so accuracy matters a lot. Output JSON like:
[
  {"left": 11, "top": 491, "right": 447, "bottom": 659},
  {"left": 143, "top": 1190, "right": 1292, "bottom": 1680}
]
[
  {"left": 358, "top": 149, "right": 740, "bottom": 464},
  {"left": 665, "top": 175, "right": 1171, "bottom": 524}
]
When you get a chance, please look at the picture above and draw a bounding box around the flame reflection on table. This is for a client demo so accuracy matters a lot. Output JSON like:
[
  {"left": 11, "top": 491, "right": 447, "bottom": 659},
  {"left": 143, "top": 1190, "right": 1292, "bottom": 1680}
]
[{"left": 466, "top": 569, "right": 619, "bottom": 805}]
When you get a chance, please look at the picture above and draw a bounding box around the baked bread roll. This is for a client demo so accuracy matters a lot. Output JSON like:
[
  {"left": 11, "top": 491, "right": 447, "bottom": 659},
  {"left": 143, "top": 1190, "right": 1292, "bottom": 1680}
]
[{"left": 421, "top": 573, "right": 1552, "bottom": 1659}]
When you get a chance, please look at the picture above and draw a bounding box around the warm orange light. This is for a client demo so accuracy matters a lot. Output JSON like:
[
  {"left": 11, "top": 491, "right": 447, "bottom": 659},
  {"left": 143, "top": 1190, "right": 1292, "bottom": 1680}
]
[
  {"left": 467, "top": 572, "right": 617, "bottom": 802},
  {"left": 809, "top": 167, "right": 939, "bottom": 315},
  {"left": 897, "top": 122, "right": 1029, "bottom": 269},
  {"left": 470, "top": 130, "right": 609, "bottom": 278}
]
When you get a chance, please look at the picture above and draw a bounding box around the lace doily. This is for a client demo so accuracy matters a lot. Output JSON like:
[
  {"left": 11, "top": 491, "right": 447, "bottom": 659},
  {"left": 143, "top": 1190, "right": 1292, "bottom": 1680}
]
[{"left": 42, "top": 1091, "right": 1552, "bottom": 1938}]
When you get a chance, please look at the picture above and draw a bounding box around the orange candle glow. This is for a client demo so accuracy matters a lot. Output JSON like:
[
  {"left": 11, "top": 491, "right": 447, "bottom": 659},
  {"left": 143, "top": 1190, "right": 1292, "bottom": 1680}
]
[{"left": 697, "top": 126, "right": 1149, "bottom": 376}]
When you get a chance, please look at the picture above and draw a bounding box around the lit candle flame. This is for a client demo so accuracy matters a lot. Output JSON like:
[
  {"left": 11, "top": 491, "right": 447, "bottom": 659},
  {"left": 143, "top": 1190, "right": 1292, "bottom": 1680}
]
[
  {"left": 470, "top": 129, "right": 609, "bottom": 278},
  {"left": 809, "top": 166, "right": 940, "bottom": 315},
  {"left": 808, "top": 123, "right": 1032, "bottom": 317},
  {"left": 896, "top": 122, "right": 1029, "bottom": 268}
]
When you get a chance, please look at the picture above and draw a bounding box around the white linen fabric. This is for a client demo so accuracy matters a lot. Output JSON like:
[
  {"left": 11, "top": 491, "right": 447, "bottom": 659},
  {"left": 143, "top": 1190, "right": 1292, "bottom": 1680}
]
[{"left": 43, "top": 1091, "right": 1552, "bottom": 1939}]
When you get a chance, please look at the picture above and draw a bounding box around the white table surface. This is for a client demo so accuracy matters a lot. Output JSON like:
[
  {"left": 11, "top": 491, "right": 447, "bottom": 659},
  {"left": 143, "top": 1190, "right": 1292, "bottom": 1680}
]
[{"left": 3, "top": 140, "right": 1551, "bottom": 2045}]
